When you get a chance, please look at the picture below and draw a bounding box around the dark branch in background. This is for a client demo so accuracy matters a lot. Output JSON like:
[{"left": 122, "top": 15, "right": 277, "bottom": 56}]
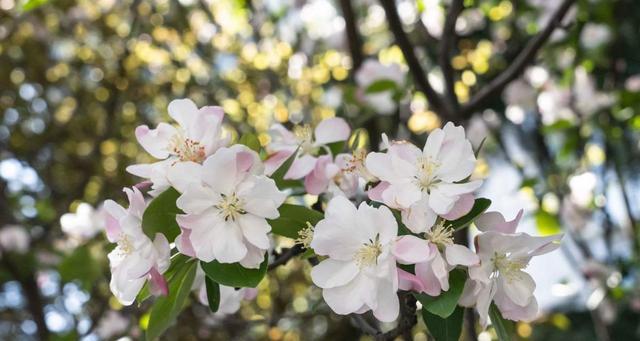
[
  {"left": 439, "top": 0, "right": 464, "bottom": 113},
  {"left": 379, "top": 0, "right": 454, "bottom": 122},
  {"left": 351, "top": 292, "right": 418, "bottom": 341},
  {"left": 268, "top": 244, "right": 305, "bottom": 271},
  {"left": 339, "top": 0, "right": 364, "bottom": 70},
  {"left": 461, "top": 0, "right": 576, "bottom": 117}
]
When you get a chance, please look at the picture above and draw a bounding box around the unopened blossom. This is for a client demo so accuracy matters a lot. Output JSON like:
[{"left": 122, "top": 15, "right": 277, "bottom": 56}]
[
  {"left": 366, "top": 123, "right": 482, "bottom": 233},
  {"left": 310, "top": 196, "right": 429, "bottom": 322},
  {"left": 60, "top": 202, "right": 104, "bottom": 241},
  {"left": 174, "top": 145, "right": 287, "bottom": 268},
  {"left": 304, "top": 152, "right": 367, "bottom": 198},
  {"left": 264, "top": 117, "right": 351, "bottom": 182},
  {"left": 0, "top": 225, "right": 30, "bottom": 254},
  {"left": 104, "top": 187, "right": 170, "bottom": 305},
  {"left": 459, "top": 210, "right": 562, "bottom": 326},
  {"left": 355, "top": 59, "right": 406, "bottom": 115},
  {"left": 127, "top": 98, "right": 229, "bottom": 196},
  {"left": 399, "top": 220, "right": 479, "bottom": 296},
  {"left": 193, "top": 268, "right": 258, "bottom": 315}
]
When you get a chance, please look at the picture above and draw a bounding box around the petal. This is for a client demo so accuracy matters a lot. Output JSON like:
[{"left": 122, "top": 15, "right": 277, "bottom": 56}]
[
  {"left": 310, "top": 259, "right": 359, "bottom": 288},
  {"left": 322, "top": 273, "right": 372, "bottom": 315},
  {"left": 200, "top": 148, "right": 239, "bottom": 194},
  {"left": 135, "top": 123, "right": 177, "bottom": 159},
  {"left": 380, "top": 181, "right": 422, "bottom": 209},
  {"left": 475, "top": 210, "right": 523, "bottom": 234},
  {"left": 397, "top": 268, "right": 426, "bottom": 292},
  {"left": 237, "top": 214, "right": 271, "bottom": 249},
  {"left": 401, "top": 196, "right": 437, "bottom": 233},
  {"left": 372, "top": 279, "right": 400, "bottom": 322},
  {"left": 241, "top": 176, "right": 286, "bottom": 219},
  {"left": 263, "top": 150, "right": 294, "bottom": 176},
  {"left": 313, "top": 117, "right": 351, "bottom": 146},
  {"left": 211, "top": 222, "right": 247, "bottom": 263},
  {"left": 392, "top": 235, "right": 430, "bottom": 264},
  {"left": 500, "top": 271, "right": 535, "bottom": 307},
  {"left": 285, "top": 154, "right": 317, "bottom": 180},
  {"left": 441, "top": 193, "right": 475, "bottom": 220},
  {"left": 167, "top": 98, "right": 199, "bottom": 129},
  {"left": 166, "top": 161, "right": 203, "bottom": 193},
  {"left": 176, "top": 183, "right": 219, "bottom": 215},
  {"left": 445, "top": 244, "right": 479, "bottom": 266},
  {"left": 367, "top": 181, "right": 389, "bottom": 202},
  {"left": 148, "top": 267, "right": 168, "bottom": 297}
]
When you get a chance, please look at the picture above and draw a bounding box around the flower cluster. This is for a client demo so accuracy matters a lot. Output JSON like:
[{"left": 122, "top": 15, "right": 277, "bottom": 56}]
[{"left": 97, "top": 98, "right": 562, "bottom": 335}]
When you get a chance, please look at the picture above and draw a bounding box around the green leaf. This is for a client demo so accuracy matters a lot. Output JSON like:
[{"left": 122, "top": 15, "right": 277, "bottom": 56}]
[
  {"left": 268, "top": 204, "right": 324, "bottom": 239},
  {"left": 200, "top": 254, "right": 268, "bottom": 288},
  {"left": 204, "top": 276, "right": 220, "bottom": 313},
  {"left": 146, "top": 260, "right": 197, "bottom": 341},
  {"left": 137, "top": 254, "right": 190, "bottom": 304},
  {"left": 415, "top": 269, "right": 466, "bottom": 318},
  {"left": 365, "top": 79, "right": 397, "bottom": 94},
  {"left": 535, "top": 210, "right": 562, "bottom": 235},
  {"left": 271, "top": 146, "right": 303, "bottom": 190},
  {"left": 21, "top": 0, "right": 49, "bottom": 11},
  {"left": 141, "top": 188, "right": 182, "bottom": 242},
  {"left": 422, "top": 305, "right": 464, "bottom": 341},
  {"left": 58, "top": 245, "right": 101, "bottom": 291},
  {"left": 238, "top": 133, "right": 261, "bottom": 152},
  {"left": 327, "top": 141, "right": 345, "bottom": 156},
  {"left": 489, "top": 304, "right": 514, "bottom": 341},
  {"left": 448, "top": 198, "right": 491, "bottom": 230}
]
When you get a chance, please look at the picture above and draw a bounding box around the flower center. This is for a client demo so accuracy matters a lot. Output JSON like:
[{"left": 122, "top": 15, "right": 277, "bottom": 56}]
[
  {"left": 169, "top": 133, "right": 206, "bottom": 163},
  {"left": 215, "top": 193, "right": 246, "bottom": 221},
  {"left": 415, "top": 156, "right": 441, "bottom": 192},
  {"left": 295, "top": 222, "right": 315, "bottom": 248},
  {"left": 293, "top": 124, "right": 316, "bottom": 154},
  {"left": 116, "top": 233, "right": 134, "bottom": 256},
  {"left": 491, "top": 253, "right": 527, "bottom": 282},
  {"left": 425, "top": 222, "right": 454, "bottom": 248},
  {"left": 354, "top": 234, "right": 383, "bottom": 268}
]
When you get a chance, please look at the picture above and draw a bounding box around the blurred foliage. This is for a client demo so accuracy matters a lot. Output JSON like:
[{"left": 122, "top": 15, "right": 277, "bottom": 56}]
[{"left": 1, "top": 0, "right": 640, "bottom": 340}]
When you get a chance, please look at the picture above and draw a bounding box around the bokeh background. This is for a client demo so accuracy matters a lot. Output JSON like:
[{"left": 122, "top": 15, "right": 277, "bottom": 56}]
[{"left": 1, "top": 0, "right": 640, "bottom": 340}]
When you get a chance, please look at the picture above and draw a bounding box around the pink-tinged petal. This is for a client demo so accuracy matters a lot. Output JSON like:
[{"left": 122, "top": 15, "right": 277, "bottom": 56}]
[
  {"left": 367, "top": 181, "right": 389, "bottom": 202},
  {"left": 401, "top": 197, "right": 438, "bottom": 233},
  {"left": 123, "top": 187, "right": 146, "bottom": 219},
  {"left": 285, "top": 154, "right": 317, "bottom": 180},
  {"left": 263, "top": 150, "right": 294, "bottom": 176},
  {"left": 167, "top": 98, "right": 199, "bottom": 129},
  {"left": 243, "top": 287, "right": 258, "bottom": 300},
  {"left": 236, "top": 150, "right": 256, "bottom": 173},
  {"left": 135, "top": 123, "right": 177, "bottom": 159},
  {"left": 175, "top": 229, "right": 196, "bottom": 258},
  {"left": 398, "top": 268, "right": 426, "bottom": 292},
  {"left": 311, "top": 259, "right": 359, "bottom": 289},
  {"left": 304, "top": 155, "right": 333, "bottom": 195},
  {"left": 199, "top": 105, "right": 224, "bottom": 121},
  {"left": 200, "top": 147, "right": 239, "bottom": 194},
  {"left": 148, "top": 267, "right": 168, "bottom": 297},
  {"left": 475, "top": 210, "right": 523, "bottom": 234},
  {"left": 127, "top": 163, "right": 152, "bottom": 178},
  {"left": 313, "top": 117, "right": 351, "bottom": 146},
  {"left": 393, "top": 235, "right": 430, "bottom": 264},
  {"left": 103, "top": 206, "right": 122, "bottom": 243},
  {"left": 445, "top": 244, "right": 479, "bottom": 266},
  {"left": 134, "top": 180, "right": 153, "bottom": 191},
  {"left": 414, "top": 245, "right": 449, "bottom": 296},
  {"left": 500, "top": 272, "right": 535, "bottom": 307},
  {"left": 441, "top": 193, "right": 475, "bottom": 220}
]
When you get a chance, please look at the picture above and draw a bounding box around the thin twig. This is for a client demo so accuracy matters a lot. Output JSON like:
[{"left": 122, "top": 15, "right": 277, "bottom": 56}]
[
  {"left": 268, "top": 244, "right": 305, "bottom": 271},
  {"left": 339, "top": 0, "right": 364, "bottom": 70},
  {"left": 461, "top": 0, "right": 576, "bottom": 117},
  {"left": 379, "top": 0, "right": 453, "bottom": 121},
  {"left": 439, "top": 0, "right": 464, "bottom": 113}
]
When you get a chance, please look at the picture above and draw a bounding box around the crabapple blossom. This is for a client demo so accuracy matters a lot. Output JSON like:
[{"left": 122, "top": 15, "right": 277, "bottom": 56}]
[
  {"left": 355, "top": 59, "right": 406, "bottom": 115},
  {"left": 173, "top": 145, "right": 287, "bottom": 268},
  {"left": 459, "top": 210, "right": 562, "bottom": 326},
  {"left": 104, "top": 187, "right": 171, "bottom": 305},
  {"left": 0, "top": 225, "right": 30, "bottom": 254},
  {"left": 127, "top": 98, "right": 229, "bottom": 196},
  {"left": 310, "top": 196, "right": 429, "bottom": 322},
  {"left": 264, "top": 117, "right": 351, "bottom": 184},
  {"left": 304, "top": 153, "right": 364, "bottom": 198},
  {"left": 366, "top": 122, "right": 482, "bottom": 233},
  {"left": 60, "top": 202, "right": 105, "bottom": 241}
]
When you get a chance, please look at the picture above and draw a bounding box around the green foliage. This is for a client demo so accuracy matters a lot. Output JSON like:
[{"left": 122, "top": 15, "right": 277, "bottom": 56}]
[
  {"left": 146, "top": 260, "right": 197, "bottom": 341},
  {"left": 415, "top": 270, "right": 466, "bottom": 318},
  {"left": 271, "top": 147, "right": 303, "bottom": 190},
  {"left": 204, "top": 277, "right": 220, "bottom": 313},
  {"left": 489, "top": 304, "right": 514, "bottom": 341},
  {"left": 238, "top": 133, "right": 261, "bottom": 152},
  {"left": 268, "top": 203, "right": 324, "bottom": 239},
  {"left": 21, "top": 0, "right": 49, "bottom": 11},
  {"left": 535, "top": 210, "right": 562, "bottom": 235},
  {"left": 58, "top": 245, "right": 101, "bottom": 291},
  {"left": 422, "top": 305, "right": 464, "bottom": 341},
  {"left": 137, "top": 254, "right": 191, "bottom": 304},
  {"left": 200, "top": 254, "right": 268, "bottom": 288},
  {"left": 142, "top": 188, "right": 182, "bottom": 242},
  {"left": 365, "top": 79, "right": 397, "bottom": 94},
  {"left": 448, "top": 198, "right": 491, "bottom": 230}
]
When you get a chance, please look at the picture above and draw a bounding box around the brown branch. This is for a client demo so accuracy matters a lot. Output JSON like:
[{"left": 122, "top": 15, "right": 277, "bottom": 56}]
[
  {"left": 268, "top": 244, "right": 305, "bottom": 271},
  {"left": 439, "top": 0, "right": 464, "bottom": 113},
  {"left": 339, "top": 0, "right": 364, "bottom": 70},
  {"left": 461, "top": 0, "right": 576, "bottom": 117},
  {"left": 379, "top": 0, "right": 454, "bottom": 122}
]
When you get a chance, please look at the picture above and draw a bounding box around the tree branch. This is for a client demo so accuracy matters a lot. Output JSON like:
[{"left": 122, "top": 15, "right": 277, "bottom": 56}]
[
  {"left": 461, "top": 0, "right": 576, "bottom": 117},
  {"left": 268, "top": 244, "right": 305, "bottom": 271},
  {"left": 439, "top": 0, "right": 464, "bottom": 113},
  {"left": 339, "top": 0, "right": 364, "bottom": 70},
  {"left": 379, "top": 0, "right": 453, "bottom": 121}
]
